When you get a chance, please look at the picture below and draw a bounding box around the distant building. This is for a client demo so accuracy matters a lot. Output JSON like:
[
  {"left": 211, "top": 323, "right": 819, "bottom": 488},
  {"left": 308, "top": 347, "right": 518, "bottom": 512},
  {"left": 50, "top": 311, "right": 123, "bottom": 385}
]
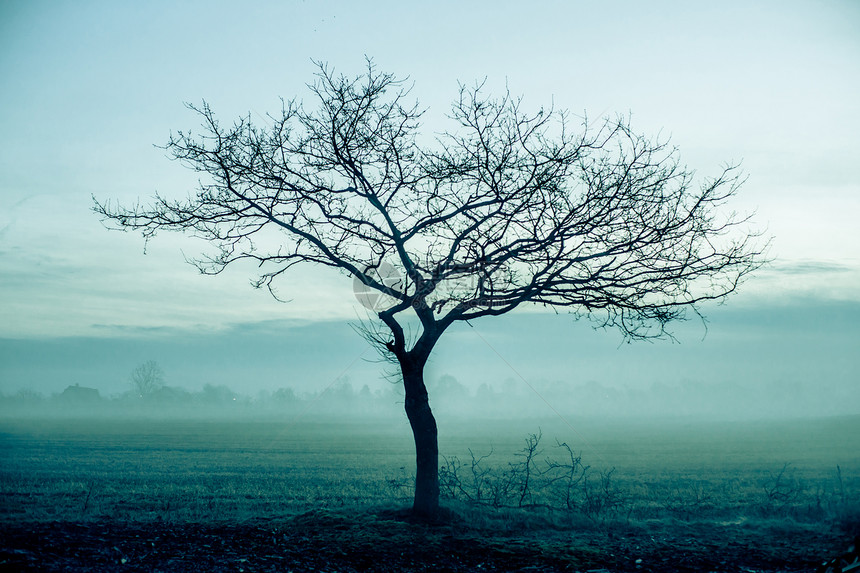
[
  {"left": 59, "top": 384, "right": 102, "bottom": 403},
  {"left": 148, "top": 385, "right": 192, "bottom": 404}
]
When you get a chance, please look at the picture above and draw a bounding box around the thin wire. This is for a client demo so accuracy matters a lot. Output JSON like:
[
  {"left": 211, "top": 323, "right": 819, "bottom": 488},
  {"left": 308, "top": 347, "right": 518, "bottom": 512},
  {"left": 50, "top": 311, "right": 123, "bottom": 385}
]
[
  {"left": 465, "top": 320, "right": 612, "bottom": 468},
  {"left": 276, "top": 344, "right": 375, "bottom": 436},
  {"left": 272, "top": 317, "right": 611, "bottom": 469}
]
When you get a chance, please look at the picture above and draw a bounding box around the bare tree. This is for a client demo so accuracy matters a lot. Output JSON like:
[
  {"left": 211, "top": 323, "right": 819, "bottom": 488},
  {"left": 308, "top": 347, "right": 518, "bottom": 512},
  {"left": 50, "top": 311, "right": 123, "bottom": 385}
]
[
  {"left": 130, "top": 360, "right": 164, "bottom": 398},
  {"left": 94, "top": 60, "right": 766, "bottom": 517}
]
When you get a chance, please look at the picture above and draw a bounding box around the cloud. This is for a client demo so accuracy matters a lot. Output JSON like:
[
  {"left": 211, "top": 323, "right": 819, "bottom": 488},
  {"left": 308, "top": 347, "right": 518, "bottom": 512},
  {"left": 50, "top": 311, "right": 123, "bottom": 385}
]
[
  {"left": 0, "top": 194, "right": 42, "bottom": 240},
  {"left": 767, "top": 260, "right": 854, "bottom": 275},
  {"left": 735, "top": 257, "right": 860, "bottom": 304}
]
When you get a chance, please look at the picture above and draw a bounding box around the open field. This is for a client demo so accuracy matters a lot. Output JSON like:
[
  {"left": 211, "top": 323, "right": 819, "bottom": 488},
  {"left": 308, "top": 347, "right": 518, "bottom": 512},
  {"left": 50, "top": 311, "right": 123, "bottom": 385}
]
[{"left": 1, "top": 415, "right": 859, "bottom": 571}]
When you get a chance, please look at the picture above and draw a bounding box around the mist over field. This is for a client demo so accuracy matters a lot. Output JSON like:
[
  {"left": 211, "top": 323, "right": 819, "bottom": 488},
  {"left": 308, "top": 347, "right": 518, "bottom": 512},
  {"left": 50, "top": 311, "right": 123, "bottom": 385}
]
[
  {"left": 3, "top": 301, "right": 859, "bottom": 422},
  {"left": 3, "top": 368, "right": 858, "bottom": 423}
]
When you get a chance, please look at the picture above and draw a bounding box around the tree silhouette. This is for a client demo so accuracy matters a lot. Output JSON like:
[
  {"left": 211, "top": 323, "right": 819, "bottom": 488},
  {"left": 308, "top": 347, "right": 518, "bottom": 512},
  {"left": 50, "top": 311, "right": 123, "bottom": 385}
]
[
  {"left": 130, "top": 360, "right": 164, "bottom": 398},
  {"left": 95, "top": 60, "right": 766, "bottom": 517}
]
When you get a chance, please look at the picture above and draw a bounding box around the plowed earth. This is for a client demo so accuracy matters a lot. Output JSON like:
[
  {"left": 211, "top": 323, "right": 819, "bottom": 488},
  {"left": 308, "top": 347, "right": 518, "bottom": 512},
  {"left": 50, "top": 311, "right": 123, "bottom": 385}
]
[{"left": 0, "top": 509, "right": 846, "bottom": 572}]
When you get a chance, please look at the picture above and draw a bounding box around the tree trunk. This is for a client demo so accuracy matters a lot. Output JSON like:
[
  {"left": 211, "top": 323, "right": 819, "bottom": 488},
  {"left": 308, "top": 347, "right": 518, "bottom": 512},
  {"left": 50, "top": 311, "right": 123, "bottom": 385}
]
[{"left": 402, "top": 363, "right": 439, "bottom": 517}]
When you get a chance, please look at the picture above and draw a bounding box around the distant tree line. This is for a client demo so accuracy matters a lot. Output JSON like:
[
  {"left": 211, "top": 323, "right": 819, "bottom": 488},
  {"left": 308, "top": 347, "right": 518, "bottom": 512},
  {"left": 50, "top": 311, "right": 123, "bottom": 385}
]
[
  {"left": 1, "top": 372, "right": 855, "bottom": 420},
  {"left": 0, "top": 377, "right": 405, "bottom": 418}
]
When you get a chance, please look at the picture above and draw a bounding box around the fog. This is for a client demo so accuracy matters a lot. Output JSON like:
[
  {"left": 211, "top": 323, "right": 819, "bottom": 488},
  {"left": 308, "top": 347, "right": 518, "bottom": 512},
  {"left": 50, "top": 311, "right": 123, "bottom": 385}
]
[
  {"left": 2, "top": 3, "right": 859, "bottom": 429},
  {"left": 4, "top": 374, "right": 857, "bottom": 426},
  {"left": 2, "top": 299, "right": 858, "bottom": 423}
]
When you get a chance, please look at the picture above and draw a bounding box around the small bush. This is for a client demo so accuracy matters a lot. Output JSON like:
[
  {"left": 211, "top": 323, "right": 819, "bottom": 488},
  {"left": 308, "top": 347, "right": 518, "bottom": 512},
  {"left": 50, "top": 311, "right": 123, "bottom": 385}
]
[{"left": 437, "top": 430, "right": 630, "bottom": 523}]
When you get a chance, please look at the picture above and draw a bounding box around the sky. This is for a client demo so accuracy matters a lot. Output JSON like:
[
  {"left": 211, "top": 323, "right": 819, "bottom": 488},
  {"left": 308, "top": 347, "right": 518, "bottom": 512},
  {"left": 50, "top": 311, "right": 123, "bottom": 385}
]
[{"left": 0, "top": 1, "right": 858, "bottom": 417}]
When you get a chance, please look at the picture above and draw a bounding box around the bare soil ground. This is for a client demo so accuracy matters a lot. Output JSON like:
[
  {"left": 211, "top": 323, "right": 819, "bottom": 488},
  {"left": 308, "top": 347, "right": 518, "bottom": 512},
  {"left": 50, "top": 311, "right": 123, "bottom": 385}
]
[
  {"left": 1, "top": 417, "right": 856, "bottom": 572},
  {"left": 0, "top": 508, "right": 848, "bottom": 572}
]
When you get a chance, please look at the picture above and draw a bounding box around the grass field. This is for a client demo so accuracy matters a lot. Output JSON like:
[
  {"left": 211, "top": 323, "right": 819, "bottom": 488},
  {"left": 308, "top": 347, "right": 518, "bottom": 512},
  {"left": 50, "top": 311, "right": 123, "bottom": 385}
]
[{"left": 1, "top": 414, "right": 859, "bottom": 571}]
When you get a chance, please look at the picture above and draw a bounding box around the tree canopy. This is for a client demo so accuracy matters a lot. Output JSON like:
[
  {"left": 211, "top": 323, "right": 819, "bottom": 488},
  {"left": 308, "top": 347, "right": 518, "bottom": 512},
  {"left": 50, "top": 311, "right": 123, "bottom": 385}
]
[
  {"left": 96, "top": 62, "right": 762, "bottom": 340},
  {"left": 95, "top": 60, "right": 766, "bottom": 515}
]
